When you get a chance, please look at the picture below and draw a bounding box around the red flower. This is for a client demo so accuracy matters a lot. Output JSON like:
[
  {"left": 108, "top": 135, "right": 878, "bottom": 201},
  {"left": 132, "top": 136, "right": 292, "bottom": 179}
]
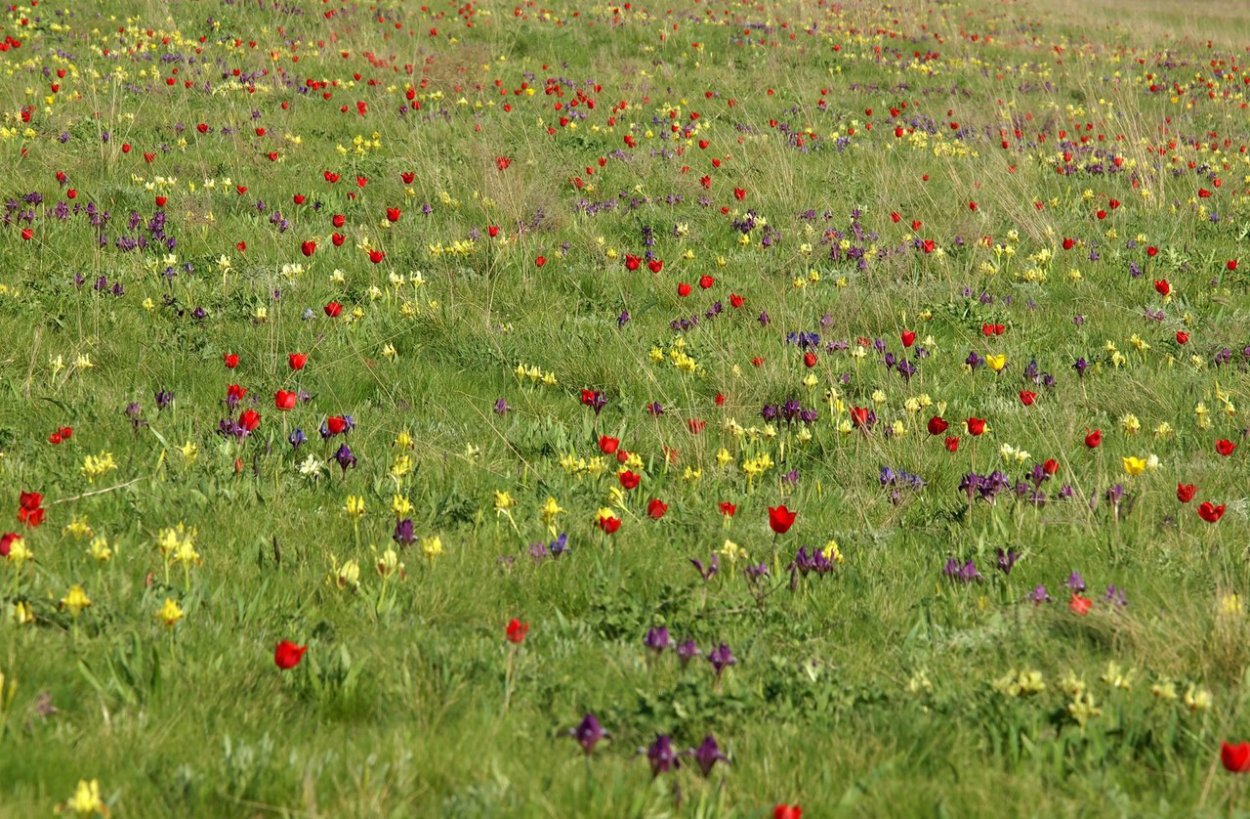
[
  {"left": 487, "top": 225, "right": 499, "bottom": 238},
  {"left": 944, "top": 436, "right": 959, "bottom": 452},
  {"left": 368, "top": 249, "right": 385, "bottom": 264},
  {"left": 1216, "top": 439, "right": 1236, "bottom": 457},
  {"left": 19, "top": 491, "right": 42, "bottom": 512},
  {"left": 275, "top": 390, "right": 298, "bottom": 411},
  {"left": 239, "top": 409, "right": 261, "bottom": 431},
  {"left": 1154, "top": 279, "right": 1170, "bottom": 297},
  {"left": 927, "top": 416, "right": 948, "bottom": 436},
  {"left": 773, "top": 805, "right": 802, "bottom": 819},
  {"left": 1198, "top": 502, "right": 1226, "bottom": 523},
  {"left": 535, "top": 255, "right": 546, "bottom": 268},
  {"left": 677, "top": 282, "right": 692, "bottom": 297},
  {"left": 1176, "top": 331, "right": 1189, "bottom": 345},
  {"left": 223, "top": 352, "right": 239, "bottom": 369},
  {"left": 332, "top": 213, "right": 346, "bottom": 227},
  {"left": 1177, "top": 483, "right": 1197, "bottom": 503},
  {"left": 901, "top": 330, "right": 916, "bottom": 348},
  {"left": 1222, "top": 741, "right": 1250, "bottom": 773},
  {"left": 596, "top": 512, "right": 621, "bottom": 534},
  {"left": 0, "top": 533, "right": 18, "bottom": 558},
  {"left": 768, "top": 505, "right": 796, "bottom": 535},
  {"left": 227, "top": 384, "right": 248, "bottom": 402},
  {"left": 274, "top": 640, "right": 307, "bottom": 670},
  {"left": 729, "top": 293, "right": 744, "bottom": 308},
  {"left": 288, "top": 353, "right": 307, "bottom": 370},
  {"left": 850, "top": 407, "right": 870, "bottom": 429},
  {"left": 1019, "top": 390, "right": 1036, "bottom": 406},
  {"left": 1084, "top": 430, "right": 1102, "bottom": 449},
  {"left": 624, "top": 254, "right": 642, "bottom": 271},
  {"left": 618, "top": 470, "right": 641, "bottom": 491},
  {"left": 301, "top": 239, "right": 316, "bottom": 257},
  {"left": 598, "top": 435, "right": 619, "bottom": 455},
  {"left": 1228, "top": 259, "right": 1239, "bottom": 272},
  {"left": 505, "top": 618, "right": 529, "bottom": 644},
  {"left": 386, "top": 207, "right": 401, "bottom": 223},
  {"left": 699, "top": 274, "right": 715, "bottom": 289},
  {"left": 1069, "top": 593, "right": 1092, "bottom": 615},
  {"left": 324, "top": 301, "right": 343, "bottom": 318},
  {"left": 719, "top": 501, "right": 736, "bottom": 517},
  {"left": 965, "top": 417, "right": 986, "bottom": 436},
  {"left": 647, "top": 498, "right": 668, "bottom": 519},
  {"left": 326, "top": 416, "right": 347, "bottom": 435},
  {"left": 1043, "top": 459, "right": 1059, "bottom": 475},
  {"left": 17, "top": 506, "right": 43, "bottom": 527}
]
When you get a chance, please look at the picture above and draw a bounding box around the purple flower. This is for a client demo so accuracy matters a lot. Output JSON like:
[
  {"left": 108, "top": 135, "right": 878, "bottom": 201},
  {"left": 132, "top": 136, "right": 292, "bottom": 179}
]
[
  {"left": 1066, "top": 571, "right": 1086, "bottom": 593},
  {"left": 334, "top": 443, "right": 357, "bottom": 472},
  {"left": 995, "top": 548, "right": 1018, "bottom": 575},
  {"left": 690, "top": 554, "right": 719, "bottom": 581},
  {"left": 646, "top": 735, "right": 680, "bottom": 777},
  {"left": 676, "top": 639, "right": 700, "bottom": 667},
  {"left": 644, "top": 627, "right": 671, "bottom": 654},
  {"left": 288, "top": 428, "right": 306, "bottom": 449},
  {"left": 1028, "top": 585, "right": 1051, "bottom": 604},
  {"left": 707, "top": 643, "right": 736, "bottom": 676},
  {"left": 689, "top": 735, "right": 728, "bottom": 777},
  {"left": 393, "top": 518, "right": 416, "bottom": 546},
  {"left": 1105, "top": 585, "right": 1127, "bottom": 607},
  {"left": 572, "top": 714, "right": 607, "bottom": 755},
  {"left": 494, "top": 397, "right": 510, "bottom": 415}
]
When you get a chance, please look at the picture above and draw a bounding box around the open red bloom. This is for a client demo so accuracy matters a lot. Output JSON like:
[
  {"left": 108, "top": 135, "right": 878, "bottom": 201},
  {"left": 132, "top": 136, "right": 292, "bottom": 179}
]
[
  {"left": 901, "top": 330, "right": 916, "bottom": 348},
  {"left": 618, "top": 470, "right": 641, "bottom": 491},
  {"left": 1216, "top": 439, "right": 1236, "bottom": 457},
  {"left": 596, "top": 513, "right": 621, "bottom": 534},
  {"left": 1222, "top": 741, "right": 1250, "bottom": 773},
  {"left": 275, "top": 390, "right": 298, "bottom": 411},
  {"left": 223, "top": 352, "right": 239, "bottom": 369},
  {"left": 1199, "top": 502, "right": 1226, "bottom": 523},
  {"left": 647, "top": 498, "right": 668, "bottom": 519},
  {"left": 1084, "top": 429, "right": 1102, "bottom": 448},
  {"left": 965, "top": 417, "right": 986, "bottom": 436},
  {"left": 598, "top": 435, "right": 619, "bottom": 455},
  {"left": 18, "top": 491, "right": 42, "bottom": 512},
  {"left": 0, "top": 533, "right": 18, "bottom": 558},
  {"left": 274, "top": 640, "right": 307, "bottom": 670},
  {"left": 324, "top": 301, "right": 343, "bottom": 318},
  {"left": 773, "top": 805, "right": 802, "bottom": 819},
  {"left": 1068, "top": 593, "right": 1092, "bottom": 615},
  {"left": 768, "top": 505, "right": 797, "bottom": 535},
  {"left": 239, "top": 409, "right": 261, "bottom": 431},
  {"left": 288, "top": 353, "right": 307, "bottom": 371},
  {"left": 1154, "top": 279, "right": 1170, "bottom": 297},
  {"left": 1043, "top": 459, "right": 1059, "bottom": 475},
  {"left": 945, "top": 436, "right": 960, "bottom": 452},
  {"left": 506, "top": 618, "right": 529, "bottom": 644},
  {"left": 17, "top": 506, "right": 43, "bottom": 527},
  {"left": 1177, "top": 483, "right": 1197, "bottom": 503},
  {"left": 624, "top": 253, "right": 641, "bottom": 271},
  {"left": 1019, "top": 390, "right": 1037, "bottom": 406},
  {"left": 719, "top": 501, "right": 736, "bottom": 517},
  {"left": 927, "top": 416, "right": 948, "bottom": 436},
  {"left": 326, "top": 416, "right": 347, "bottom": 435}
]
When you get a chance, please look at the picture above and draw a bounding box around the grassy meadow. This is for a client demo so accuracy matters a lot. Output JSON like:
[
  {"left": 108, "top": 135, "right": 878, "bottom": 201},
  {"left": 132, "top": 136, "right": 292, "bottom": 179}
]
[{"left": 2, "top": 0, "right": 1250, "bottom": 815}]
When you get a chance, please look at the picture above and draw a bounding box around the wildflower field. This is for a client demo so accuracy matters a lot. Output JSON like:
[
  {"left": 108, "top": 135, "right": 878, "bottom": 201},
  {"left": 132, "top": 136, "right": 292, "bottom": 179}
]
[{"left": 4, "top": 0, "right": 1250, "bottom": 814}]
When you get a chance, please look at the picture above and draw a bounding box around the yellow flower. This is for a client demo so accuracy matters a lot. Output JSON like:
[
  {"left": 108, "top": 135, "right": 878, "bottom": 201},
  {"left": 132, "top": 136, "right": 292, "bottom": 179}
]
[
  {"left": 374, "top": 547, "right": 405, "bottom": 579},
  {"left": 719, "top": 539, "right": 747, "bottom": 563},
  {"left": 422, "top": 535, "right": 444, "bottom": 560},
  {"left": 391, "top": 495, "right": 413, "bottom": 517},
  {"left": 80, "top": 451, "right": 118, "bottom": 483},
  {"left": 6, "top": 536, "right": 32, "bottom": 565},
  {"left": 1121, "top": 456, "right": 1147, "bottom": 477},
  {"left": 178, "top": 441, "right": 199, "bottom": 463},
  {"left": 494, "top": 490, "right": 516, "bottom": 515},
  {"left": 1151, "top": 679, "right": 1178, "bottom": 701},
  {"left": 60, "top": 585, "right": 92, "bottom": 617},
  {"left": 344, "top": 495, "right": 366, "bottom": 520},
  {"left": 62, "top": 779, "right": 107, "bottom": 817},
  {"left": 821, "top": 540, "right": 844, "bottom": 563},
  {"left": 1184, "top": 684, "right": 1212, "bottom": 712},
  {"left": 330, "top": 556, "right": 361, "bottom": 589},
  {"left": 389, "top": 455, "right": 414, "bottom": 480},
  {"left": 540, "top": 497, "right": 564, "bottom": 532},
  {"left": 11, "top": 600, "right": 33, "bottom": 625},
  {"left": 985, "top": 353, "right": 1007, "bottom": 373},
  {"left": 1068, "top": 692, "right": 1102, "bottom": 727},
  {"left": 63, "top": 517, "right": 94, "bottom": 539},
  {"left": 1119, "top": 413, "right": 1140, "bottom": 435},
  {"left": 88, "top": 537, "right": 114, "bottom": 562},
  {"left": 157, "top": 597, "right": 184, "bottom": 629},
  {"left": 1220, "top": 593, "right": 1244, "bottom": 615},
  {"left": 1100, "top": 661, "right": 1134, "bottom": 690}
]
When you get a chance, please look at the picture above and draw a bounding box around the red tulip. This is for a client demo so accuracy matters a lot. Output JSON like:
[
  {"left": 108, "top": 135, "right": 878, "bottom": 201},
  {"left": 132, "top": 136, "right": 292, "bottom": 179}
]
[
  {"left": 326, "top": 416, "right": 347, "bottom": 435},
  {"left": 1198, "top": 502, "right": 1226, "bottom": 523},
  {"left": 1222, "top": 741, "right": 1250, "bottom": 773},
  {"left": 803, "top": 351, "right": 817, "bottom": 368},
  {"left": 324, "top": 301, "right": 343, "bottom": 318},
  {"left": 648, "top": 258, "right": 664, "bottom": 273},
  {"left": 624, "top": 254, "right": 641, "bottom": 271},
  {"left": 773, "top": 805, "right": 802, "bottom": 819},
  {"left": 901, "top": 330, "right": 916, "bottom": 347},
  {"left": 729, "top": 293, "right": 744, "bottom": 308},
  {"left": 1176, "top": 331, "right": 1189, "bottom": 345},
  {"left": 1043, "top": 458, "right": 1059, "bottom": 475},
  {"left": 646, "top": 498, "right": 668, "bottom": 519},
  {"left": 965, "top": 417, "right": 986, "bottom": 436},
  {"left": 535, "top": 255, "right": 546, "bottom": 268},
  {"left": 275, "top": 390, "right": 298, "bottom": 411},
  {"left": 768, "top": 505, "right": 796, "bottom": 535},
  {"left": 293, "top": 194, "right": 306, "bottom": 205},
  {"left": 301, "top": 240, "right": 316, "bottom": 257},
  {"left": 945, "top": 436, "right": 960, "bottom": 452},
  {"left": 927, "top": 416, "right": 948, "bottom": 436},
  {"left": 332, "top": 213, "right": 346, "bottom": 228},
  {"left": 1019, "top": 390, "right": 1036, "bottom": 406},
  {"left": 598, "top": 435, "right": 619, "bottom": 454},
  {"left": 386, "top": 207, "right": 401, "bottom": 222},
  {"left": 1084, "top": 430, "right": 1102, "bottom": 448},
  {"left": 699, "top": 274, "right": 715, "bottom": 290},
  {"left": 1177, "top": 483, "right": 1197, "bottom": 503},
  {"left": 719, "top": 501, "right": 737, "bottom": 517},
  {"left": 1228, "top": 259, "right": 1239, "bottom": 271},
  {"left": 677, "top": 282, "right": 692, "bottom": 297},
  {"left": 505, "top": 618, "right": 529, "bottom": 644},
  {"left": 368, "top": 249, "right": 385, "bottom": 264},
  {"left": 618, "top": 470, "right": 641, "bottom": 491},
  {"left": 596, "top": 512, "right": 621, "bottom": 534},
  {"left": 1068, "top": 593, "right": 1092, "bottom": 615},
  {"left": 332, "top": 232, "right": 345, "bottom": 247},
  {"left": 239, "top": 409, "right": 261, "bottom": 431},
  {"left": 1215, "top": 439, "right": 1236, "bottom": 457},
  {"left": 288, "top": 353, "right": 307, "bottom": 370},
  {"left": 274, "top": 640, "right": 307, "bottom": 670},
  {"left": 1154, "top": 279, "right": 1170, "bottom": 297},
  {"left": 19, "top": 491, "right": 43, "bottom": 512}
]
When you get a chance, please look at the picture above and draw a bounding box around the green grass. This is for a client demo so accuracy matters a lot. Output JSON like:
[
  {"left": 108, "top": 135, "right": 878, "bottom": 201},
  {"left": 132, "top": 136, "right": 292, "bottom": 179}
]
[{"left": 2, "top": 0, "right": 1250, "bottom": 815}]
